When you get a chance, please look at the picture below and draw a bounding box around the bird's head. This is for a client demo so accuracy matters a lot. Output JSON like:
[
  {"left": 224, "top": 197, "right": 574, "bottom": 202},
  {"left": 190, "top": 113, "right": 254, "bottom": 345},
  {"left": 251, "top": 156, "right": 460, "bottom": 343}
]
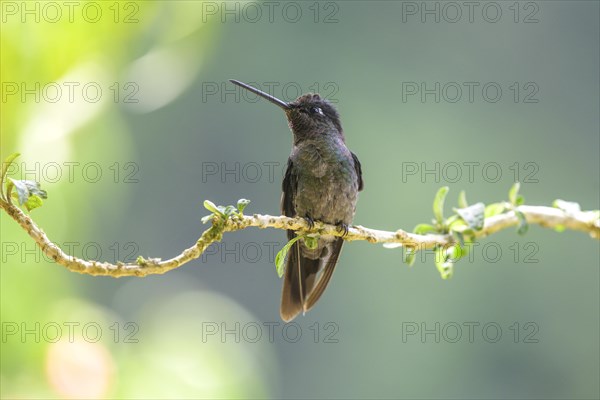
[{"left": 230, "top": 79, "right": 344, "bottom": 142}]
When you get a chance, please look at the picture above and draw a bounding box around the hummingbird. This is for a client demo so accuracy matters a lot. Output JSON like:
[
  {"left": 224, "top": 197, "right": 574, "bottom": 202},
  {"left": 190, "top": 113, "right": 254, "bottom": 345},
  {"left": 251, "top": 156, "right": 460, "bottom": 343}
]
[{"left": 230, "top": 79, "right": 363, "bottom": 322}]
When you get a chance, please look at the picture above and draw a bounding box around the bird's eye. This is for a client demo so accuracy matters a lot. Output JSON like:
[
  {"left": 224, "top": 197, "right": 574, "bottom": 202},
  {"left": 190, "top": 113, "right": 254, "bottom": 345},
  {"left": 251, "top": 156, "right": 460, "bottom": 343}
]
[{"left": 311, "top": 107, "right": 324, "bottom": 115}]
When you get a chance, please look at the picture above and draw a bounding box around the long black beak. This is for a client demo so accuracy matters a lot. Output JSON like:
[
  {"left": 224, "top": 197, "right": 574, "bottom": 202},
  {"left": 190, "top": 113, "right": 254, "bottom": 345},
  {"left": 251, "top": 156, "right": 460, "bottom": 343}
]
[{"left": 230, "top": 79, "right": 290, "bottom": 110}]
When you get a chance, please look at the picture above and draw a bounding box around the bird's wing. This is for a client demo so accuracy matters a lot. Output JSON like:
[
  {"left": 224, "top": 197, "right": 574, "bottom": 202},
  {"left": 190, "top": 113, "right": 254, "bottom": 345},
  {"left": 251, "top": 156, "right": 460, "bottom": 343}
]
[
  {"left": 280, "top": 157, "right": 304, "bottom": 321},
  {"left": 351, "top": 151, "right": 364, "bottom": 191},
  {"left": 281, "top": 158, "right": 297, "bottom": 218}
]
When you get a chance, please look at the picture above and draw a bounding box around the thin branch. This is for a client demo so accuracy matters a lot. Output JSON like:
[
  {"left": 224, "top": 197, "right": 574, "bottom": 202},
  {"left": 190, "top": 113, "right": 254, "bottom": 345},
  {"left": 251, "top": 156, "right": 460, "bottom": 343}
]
[{"left": 1, "top": 198, "right": 598, "bottom": 277}]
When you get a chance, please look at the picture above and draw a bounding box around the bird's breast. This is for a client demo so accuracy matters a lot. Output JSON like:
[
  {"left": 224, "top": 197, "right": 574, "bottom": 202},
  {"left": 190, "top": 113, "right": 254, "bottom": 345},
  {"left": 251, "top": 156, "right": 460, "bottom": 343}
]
[{"left": 290, "top": 139, "right": 360, "bottom": 225}]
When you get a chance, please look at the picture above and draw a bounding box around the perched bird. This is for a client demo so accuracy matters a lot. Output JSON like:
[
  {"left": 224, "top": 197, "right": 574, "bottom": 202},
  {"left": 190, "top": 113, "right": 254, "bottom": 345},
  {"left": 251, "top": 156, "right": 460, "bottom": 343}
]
[{"left": 230, "top": 80, "right": 363, "bottom": 321}]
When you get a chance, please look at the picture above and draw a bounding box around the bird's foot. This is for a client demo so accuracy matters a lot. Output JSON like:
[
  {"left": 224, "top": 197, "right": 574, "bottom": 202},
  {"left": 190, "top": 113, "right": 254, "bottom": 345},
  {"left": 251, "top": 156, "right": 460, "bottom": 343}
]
[
  {"left": 303, "top": 215, "right": 315, "bottom": 230},
  {"left": 336, "top": 221, "right": 349, "bottom": 237}
]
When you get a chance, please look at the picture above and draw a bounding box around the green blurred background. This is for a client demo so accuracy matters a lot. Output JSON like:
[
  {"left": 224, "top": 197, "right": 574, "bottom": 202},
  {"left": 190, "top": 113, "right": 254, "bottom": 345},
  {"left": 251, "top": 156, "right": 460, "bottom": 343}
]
[{"left": 1, "top": 1, "right": 598, "bottom": 398}]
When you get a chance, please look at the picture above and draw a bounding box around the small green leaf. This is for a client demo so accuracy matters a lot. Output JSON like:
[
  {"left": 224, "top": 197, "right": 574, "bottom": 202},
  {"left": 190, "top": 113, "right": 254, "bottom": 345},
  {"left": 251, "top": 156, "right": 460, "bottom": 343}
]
[
  {"left": 404, "top": 252, "right": 416, "bottom": 267},
  {"left": 203, "top": 200, "right": 219, "bottom": 214},
  {"left": 304, "top": 235, "right": 319, "bottom": 250},
  {"left": 274, "top": 235, "right": 303, "bottom": 278},
  {"left": 554, "top": 224, "right": 566, "bottom": 233},
  {"left": 447, "top": 215, "right": 474, "bottom": 233},
  {"left": 24, "top": 195, "right": 43, "bottom": 211},
  {"left": 445, "top": 215, "right": 459, "bottom": 225},
  {"left": 434, "top": 246, "right": 454, "bottom": 279},
  {"left": 404, "top": 249, "right": 417, "bottom": 267},
  {"left": 455, "top": 202, "right": 485, "bottom": 231},
  {"left": 404, "top": 247, "right": 417, "bottom": 267},
  {"left": 509, "top": 182, "right": 520, "bottom": 205},
  {"left": 448, "top": 218, "right": 469, "bottom": 232},
  {"left": 515, "top": 210, "right": 529, "bottom": 235},
  {"left": 201, "top": 215, "right": 214, "bottom": 224},
  {"left": 5, "top": 179, "right": 15, "bottom": 203},
  {"left": 223, "top": 205, "right": 237, "bottom": 216},
  {"left": 485, "top": 202, "right": 506, "bottom": 218},
  {"left": 1, "top": 153, "right": 21, "bottom": 200},
  {"left": 458, "top": 190, "right": 468, "bottom": 209},
  {"left": 433, "top": 186, "right": 449, "bottom": 224},
  {"left": 413, "top": 224, "right": 437, "bottom": 235},
  {"left": 553, "top": 199, "right": 581, "bottom": 214},
  {"left": 445, "top": 244, "right": 465, "bottom": 262},
  {"left": 237, "top": 198, "right": 250, "bottom": 213},
  {"left": 1, "top": 152, "right": 20, "bottom": 180},
  {"left": 515, "top": 195, "right": 525, "bottom": 206},
  {"left": 454, "top": 237, "right": 472, "bottom": 259}
]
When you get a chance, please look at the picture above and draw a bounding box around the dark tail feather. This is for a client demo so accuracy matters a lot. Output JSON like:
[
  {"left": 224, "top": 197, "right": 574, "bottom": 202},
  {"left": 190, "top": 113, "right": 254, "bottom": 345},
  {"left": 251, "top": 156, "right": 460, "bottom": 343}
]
[
  {"left": 280, "top": 239, "right": 321, "bottom": 322},
  {"left": 304, "top": 237, "right": 344, "bottom": 312}
]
